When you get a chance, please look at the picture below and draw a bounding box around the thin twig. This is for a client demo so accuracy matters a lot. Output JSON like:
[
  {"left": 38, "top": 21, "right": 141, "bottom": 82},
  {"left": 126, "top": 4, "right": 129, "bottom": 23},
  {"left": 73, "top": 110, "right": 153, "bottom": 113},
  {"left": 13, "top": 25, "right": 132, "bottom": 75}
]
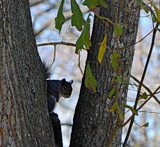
[
  {"left": 50, "top": 45, "right": 57, "bottom": 67},
  {"left": 139, "top": 111, "right": 160, "bottom": 115},
  {"left": 131, "top": 75, "right": 160, "bottom": 105},
  {"left": 119, "top": 28, "right": 154, "bottom": 50},
  {"left": 61, "top": 123, "right": 73, "bottom": 126},
  {"left": 37, "top": 41, "right": 77, "bottom": 48},
  {"left": 37, "top": 41, "right": 88, "bottom": 51},
  {"left": 134, "top": 121, "right": 142, "bottom": 128},
  {"left": 30, "top": 0, "right": 45, "bottom": 7},
  {"left": 78, "top": 52, "right": 84, "bottom": 74}
]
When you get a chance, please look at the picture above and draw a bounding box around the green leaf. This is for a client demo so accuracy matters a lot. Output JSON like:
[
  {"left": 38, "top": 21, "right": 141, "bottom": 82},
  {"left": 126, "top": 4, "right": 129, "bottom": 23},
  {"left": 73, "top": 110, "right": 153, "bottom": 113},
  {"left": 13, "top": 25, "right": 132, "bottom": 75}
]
[
  {"left": 111, "top": 75, "right": 122, "bottom": 85},
  {"left": 140, "top": 92, "right": 148, "bottom": 99},
  {"left": 108, "top": 87, "right": 116, "bottom": 98},
  {"left": 157, "top": 28, "right": 160, "bottom": 32},
  {"left": 112, "top": 60, "right": 119, "bottom": 69},
  {"left": 98, "top": 34, "right": 107, "bottom": 63},
  {"left": 121, "top": 103, "right": 138, "bottom": 115},
  {"left": 151, "top": 11, "right": 158, "bottom": 23},
  {"left": 116, "top": 101, "right": 124, "bottom": 120},
  {"left": 85, "top": 63, "right": 98, "bottom": 92},
  {"left": 111, "top": 50, "right": 121, "bottom": 70},
  {"left": 114, "top": 23, "right": 123, "bottom": 35},
  {"left": 140, "top": 3, "right": 150, "bottom": 13},
  {"left": 149, "top": 8, "right": 158, "bottom": 22},
  {"left": 99, "top": 0, "right": 108, "bottom": 8},
  {"left": 109, "top": 102, "right": 117, "bottom": 112},
  {"left": 111, "top": 76, "right": 117, "bottom": 85},
  {"left": 149, "top": 0, "right": 160, "bottom": 22},
  {"left": 75, "top": 16, "right": 92, "bottom": 53},
  {"left": 83, "top": 0, "right": 99, "bottom": 9},
  {"left": 55, "top": 0, "right": 65, "bottom": 33},
  {"left": 142, "top": 122, "right": 149, "bottom": 127},
  {"left": 112, "top": 74, "right": 122, "bottom": 83},
  {"left": 71, "top": 0, "right": 84, "bottom": 31}
]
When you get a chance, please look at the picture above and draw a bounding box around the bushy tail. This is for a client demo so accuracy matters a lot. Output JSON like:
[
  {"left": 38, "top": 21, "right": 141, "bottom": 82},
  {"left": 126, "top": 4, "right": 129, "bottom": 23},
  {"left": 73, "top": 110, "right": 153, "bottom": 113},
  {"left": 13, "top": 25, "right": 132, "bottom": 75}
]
[{"left": 42, "top": 61, "right": 52, "bottom": 79}]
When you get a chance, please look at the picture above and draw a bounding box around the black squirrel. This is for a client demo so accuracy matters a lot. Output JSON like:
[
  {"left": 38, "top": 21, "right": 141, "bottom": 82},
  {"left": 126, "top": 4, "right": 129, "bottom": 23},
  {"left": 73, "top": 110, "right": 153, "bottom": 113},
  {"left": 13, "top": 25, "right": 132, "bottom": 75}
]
[
  {"left": 44, "top": 63, "right": 73, "bottom": 113},
  {"left": 47, "top": 79, "right": 73, "bottom": 113},
  {"left": 43, "top": 63, "right": 73, "bottom": 147}
]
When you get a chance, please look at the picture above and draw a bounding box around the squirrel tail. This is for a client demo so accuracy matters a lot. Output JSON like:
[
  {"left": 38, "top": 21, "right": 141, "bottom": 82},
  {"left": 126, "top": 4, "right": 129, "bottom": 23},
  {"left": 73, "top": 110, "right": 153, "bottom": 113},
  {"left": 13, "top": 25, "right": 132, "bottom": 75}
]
[{"left": 42, "top": 61, "right": 52, "bottom": 79}]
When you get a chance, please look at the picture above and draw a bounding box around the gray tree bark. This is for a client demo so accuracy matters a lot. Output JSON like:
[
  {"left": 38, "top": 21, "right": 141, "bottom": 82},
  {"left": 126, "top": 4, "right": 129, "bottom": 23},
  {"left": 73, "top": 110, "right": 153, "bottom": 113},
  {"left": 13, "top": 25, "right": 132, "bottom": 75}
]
[
  {"left": 0, "top": 0, "right": 55, "bottom": 146},
  {"left": 70, "top": 1, "right": 140, "bottom": 147}
]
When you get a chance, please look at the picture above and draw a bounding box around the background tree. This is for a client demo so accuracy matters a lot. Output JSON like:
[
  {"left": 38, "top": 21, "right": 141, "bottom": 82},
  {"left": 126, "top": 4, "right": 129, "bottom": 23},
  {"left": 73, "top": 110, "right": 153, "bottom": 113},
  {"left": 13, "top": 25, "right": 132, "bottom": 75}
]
[
  {"left": 70, "top": 1, "right": 140, "bottom": 146},
  {"left": 0, "top": 0, "right": 55, "bottom": 146}
]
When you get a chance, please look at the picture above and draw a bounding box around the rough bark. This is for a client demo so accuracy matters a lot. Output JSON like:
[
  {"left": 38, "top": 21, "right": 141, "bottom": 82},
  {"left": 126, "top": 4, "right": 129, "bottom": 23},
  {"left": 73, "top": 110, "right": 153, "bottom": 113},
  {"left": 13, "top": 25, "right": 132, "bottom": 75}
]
[
  {"left": 0, "top": 0, "right": 55, "bottom": 146},
  {"left": 70, "top": 1, "right": 140, "bottom": 147}
]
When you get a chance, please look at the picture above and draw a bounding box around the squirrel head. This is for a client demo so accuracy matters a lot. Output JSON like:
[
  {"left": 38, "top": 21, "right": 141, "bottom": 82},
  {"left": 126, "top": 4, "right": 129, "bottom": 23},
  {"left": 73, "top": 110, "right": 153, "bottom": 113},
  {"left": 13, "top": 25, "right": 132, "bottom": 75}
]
[{"left": 60, "top": 79, "right": 73, "bottom": 98}]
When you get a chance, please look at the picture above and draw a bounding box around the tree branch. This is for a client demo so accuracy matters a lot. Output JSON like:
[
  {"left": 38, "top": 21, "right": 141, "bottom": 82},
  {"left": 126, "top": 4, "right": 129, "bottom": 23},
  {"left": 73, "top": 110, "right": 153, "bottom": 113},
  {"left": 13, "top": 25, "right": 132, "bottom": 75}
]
[
  {"left": 37, "top": 41, "right": 76, "bottom": 48},
  {"left": 29, "top": 0, "right": 46, "bottom": 7}
]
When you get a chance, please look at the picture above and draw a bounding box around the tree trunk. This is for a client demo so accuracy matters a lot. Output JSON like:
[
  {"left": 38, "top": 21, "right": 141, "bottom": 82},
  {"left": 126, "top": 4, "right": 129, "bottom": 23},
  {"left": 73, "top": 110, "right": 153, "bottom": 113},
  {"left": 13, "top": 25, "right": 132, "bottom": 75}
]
[
  {"left": 0, "top": 0, "right": 55, "bottom": 146},
  {"left": 70, "top": 1, "right": 140, "bottom": 147}
]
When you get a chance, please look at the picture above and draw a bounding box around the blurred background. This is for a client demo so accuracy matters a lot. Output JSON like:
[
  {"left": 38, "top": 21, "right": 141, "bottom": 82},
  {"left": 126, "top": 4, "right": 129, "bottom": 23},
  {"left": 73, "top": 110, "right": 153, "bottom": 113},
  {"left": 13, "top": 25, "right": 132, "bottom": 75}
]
[{"left": 29, "top": 0, "right": 160, "bottom": 146}]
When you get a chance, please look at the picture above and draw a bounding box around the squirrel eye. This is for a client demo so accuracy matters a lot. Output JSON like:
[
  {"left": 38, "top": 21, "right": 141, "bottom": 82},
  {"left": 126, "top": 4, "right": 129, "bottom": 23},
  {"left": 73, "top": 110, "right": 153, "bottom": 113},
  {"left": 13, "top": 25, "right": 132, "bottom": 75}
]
[{"left": 62, "top": 86, "right": 67, "bottom": 91}]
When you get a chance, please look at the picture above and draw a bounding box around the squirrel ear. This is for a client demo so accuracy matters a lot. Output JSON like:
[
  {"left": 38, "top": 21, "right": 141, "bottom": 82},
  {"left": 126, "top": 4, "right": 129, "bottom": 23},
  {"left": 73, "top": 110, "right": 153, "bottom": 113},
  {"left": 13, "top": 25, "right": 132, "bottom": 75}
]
[
  {"left": 61, "top": 78, "right": 66, "bottom": 81},
  {"left": 61, "top": 78, "right": 66, "bottom": 84},
  {"left": 69, "top": 80, "right": 73, "bottom": 84}
]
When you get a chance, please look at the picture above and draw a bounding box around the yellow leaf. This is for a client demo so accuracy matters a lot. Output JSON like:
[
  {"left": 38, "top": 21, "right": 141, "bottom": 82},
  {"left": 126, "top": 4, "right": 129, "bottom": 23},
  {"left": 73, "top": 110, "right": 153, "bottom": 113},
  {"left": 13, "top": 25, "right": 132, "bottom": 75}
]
[
  {"left": 98, "top": 34, "right": 107, "bottom": 63},
  {"left": 116, "top": 101, "right": 124, "bottom": 120},
  {"left": 108, "top": 102, "right": 117, "bottom": 112}
]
